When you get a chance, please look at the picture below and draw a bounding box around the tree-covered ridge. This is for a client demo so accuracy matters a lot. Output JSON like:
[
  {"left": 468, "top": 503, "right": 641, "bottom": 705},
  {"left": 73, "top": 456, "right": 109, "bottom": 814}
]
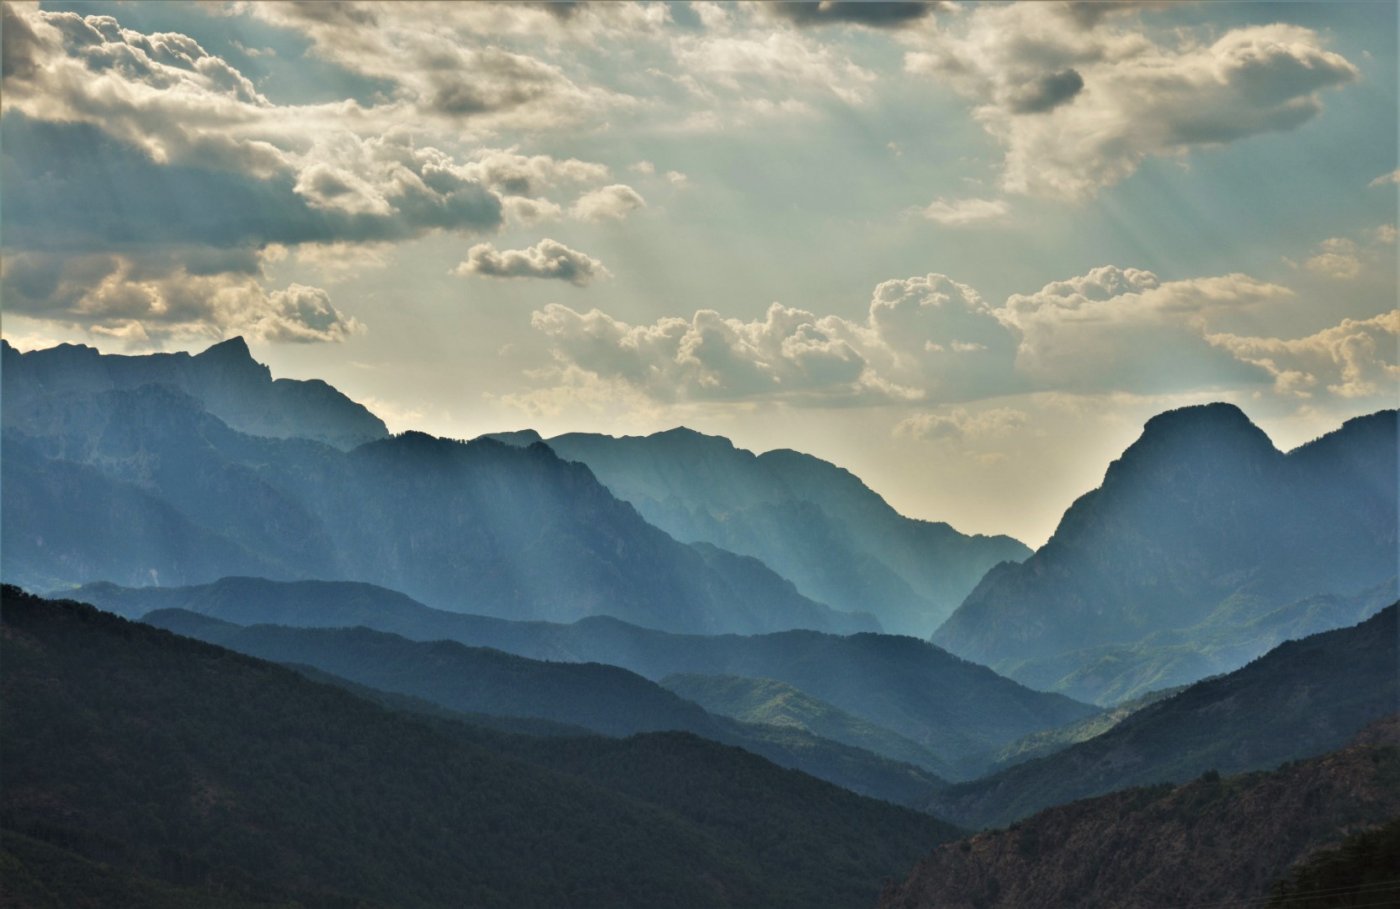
[
  {"left": 660, "top": 673, "right": 948, "bottom": 774},
  {"left": 1, "top": 586, "right": 960, "bottom": 909},
  {"left": 881, "top": 717, "right": 1400, "bottom": 909},
  {"left": 143, "top": 608, "right": 946, "bottom": 806},
  {"left": 72, "top": 575, "right": 1092, "bottom": 779}
]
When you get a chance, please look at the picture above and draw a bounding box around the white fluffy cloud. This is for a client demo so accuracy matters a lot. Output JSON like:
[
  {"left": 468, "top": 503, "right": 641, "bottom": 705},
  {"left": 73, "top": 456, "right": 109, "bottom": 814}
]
[
  {"left": 526, "top": 265, "right": 1347, "bottom": 407},
  {"left": 454, "top": 239, "right": 609, "bottom": 287},
  {"left": 921, "top": 196, "right": 1009, "bottom": 226},
  {"left": 0, "top": 251, "right": 361, "bottom": 345},
  {"left": 906, "top": 5, "right": 1359, "bottom": 199},
  {"left": 894, "top": 406, "right": 1028, "bottom": 441},
  {"left": 1208, "top": 311, "right": 1400, "bottom": 399},
  {"left": 571, "top": 184, "right": 647, "bottom": 222}
]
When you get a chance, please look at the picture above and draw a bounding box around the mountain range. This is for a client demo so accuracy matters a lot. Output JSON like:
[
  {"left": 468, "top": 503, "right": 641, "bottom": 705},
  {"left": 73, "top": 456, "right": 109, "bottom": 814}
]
[
  {"left": 933, "top": 403, "right": 1398, "bottom": 704},
  {"left": 926, "top": 603, "right": 1398, "bottom": 829},
  {"left": 1, "top": 586, "right": 960, "bottom": 909},
  {"left": 501, "top": 427, "right": 1031, "bottom": 636},
  {"left": 142, "top": 608, "right": 947, "bottom": 805},
  {"left": 2, "top": 339, "right": 872, "bottom": 636},
  {"left": 72, "top": 575, "right": 1094, "bottom": 778}
]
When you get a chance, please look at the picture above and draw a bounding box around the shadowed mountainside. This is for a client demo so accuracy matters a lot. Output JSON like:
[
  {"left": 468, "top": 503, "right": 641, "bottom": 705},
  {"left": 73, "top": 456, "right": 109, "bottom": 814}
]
[{"left": 934, "top": 404, "right": 1398, "bottom": 704}]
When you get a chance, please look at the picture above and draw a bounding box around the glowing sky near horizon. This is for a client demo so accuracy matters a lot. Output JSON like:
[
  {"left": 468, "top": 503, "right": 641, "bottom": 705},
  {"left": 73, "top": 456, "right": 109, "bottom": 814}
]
[{"left": 2, "top": 1, "right": 1395, "bottom": 546}]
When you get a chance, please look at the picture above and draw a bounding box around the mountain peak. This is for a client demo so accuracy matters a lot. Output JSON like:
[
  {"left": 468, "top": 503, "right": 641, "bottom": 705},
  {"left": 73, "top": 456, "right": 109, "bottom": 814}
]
[
  {"left": 1119, "top": 402, "right": 1278, "bottom": 467},
  {"left": 196, "top": 336, "right": 253, "bottom": 362}
]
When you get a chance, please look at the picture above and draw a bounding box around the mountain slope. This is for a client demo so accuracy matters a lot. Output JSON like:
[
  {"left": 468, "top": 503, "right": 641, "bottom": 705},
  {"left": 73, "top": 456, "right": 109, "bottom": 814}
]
[
  {"left": 661, "top": 673, "right": 948, "bottom": 773},
  {"left": 926, "top": 604, "right": 1398, "bottom": 829},
  {"left": 3, "top": 347, "right": 872, "bottom": 635},
  {"left": 537, "top": 427, "right": 1030, "bottom": 635},
  {"left": 142, "top": 609, "right": 946, "bottom": 805},
  {"left": 880, "top": 718, "right": 1400, "bottom": 909},
  {"left": 73, "top": 575, "right": 1092, "bottom": 778},
  {"left": 934, "top": 404, "right": 1398, "bottom": 702},
  {"left": 2, "top": 336, "right": 388, "bottom": 450},
  {"left": 0, "top": 586, "right": 958, "bottom": 909}
]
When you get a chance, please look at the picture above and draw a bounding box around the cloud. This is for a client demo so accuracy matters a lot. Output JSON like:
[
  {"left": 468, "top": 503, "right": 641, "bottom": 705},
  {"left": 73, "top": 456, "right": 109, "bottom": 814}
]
[
  {"left": 571, "top": 184, "right": 647, "bottom": 221},
  {"left": 1004, "top": 266, "right": 1290, "bottom": 391},
  {"left": 894, "top": 406, "right": 1028, "bottom": 441},
  {"left": 1302, "top": 238, "right": 1361, "bottom": 280},
  {"left": 673, "top": 31, "right": 877, "bottom": 106},
  {"left": 454, "top": 239, "right": 609, "bottom": 286},
  {"left": 1208, "top": 310, "right": 1400, "bottom": 399},
  {"left": 1369, "top": 169, "right": 1400, "bottom": 188},
  {"left": 765, "top": 1, "right": 947, "bottom": 29},
  {"left": 921, "top": 196, "right": 1009, "bottom": 225},
  {"left": 527, "top": 265, "right": 1317, "bottom": 407},
  {"left": 529, "top": 272, "right": 1019, "bottom": 405},
  {"left": 0, "top": 251, "right": 361, "bottom": 345},
  {"left": 906, "top": 6, "right": 1359, "bottom": 198}
]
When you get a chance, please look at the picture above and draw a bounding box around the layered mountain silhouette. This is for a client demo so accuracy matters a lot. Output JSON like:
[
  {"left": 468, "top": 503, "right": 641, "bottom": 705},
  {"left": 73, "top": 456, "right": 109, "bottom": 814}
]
[
  {"left": 925, "top": 604, "right": 1398, "bottom": 829},
  {"left": 71, "top": 576, "right": 1093, "bottom": 777},
  {"left": 2, "top": 337, "right": 388, "bottom": 450},
  {"left": 933, "top": 403, "right": 1398, "bottom": 703},
  {"left": 1, "top": 586, "right": 958, "bottom": 909},
  {"left": 142, "top": 608, "right": 946, "bottom": 805},
  {"left": 491, "top": 427, "right": 1030, "bottom": 636},
  {"left": 3, "top": 341, "right": 872, "bottom": 636},
  {"left": 881, "top": 718, "right": 1400, "bottom": 909}
]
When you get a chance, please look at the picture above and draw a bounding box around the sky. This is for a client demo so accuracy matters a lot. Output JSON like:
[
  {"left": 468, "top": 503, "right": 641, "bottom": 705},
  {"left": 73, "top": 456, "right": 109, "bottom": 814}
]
[{"left": 2, "top": 0, "right": 1396, "bottom": 547}]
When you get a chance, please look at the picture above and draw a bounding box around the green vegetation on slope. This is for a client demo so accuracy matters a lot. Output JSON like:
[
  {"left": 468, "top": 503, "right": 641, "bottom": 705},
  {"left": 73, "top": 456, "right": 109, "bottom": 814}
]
[
  {"left": 881, "top": 719, "right": 1400, "bottom": 909},
  {"left": 928, "top": 605, "right": 1399, "bottom": 829},
  {"left": 661, "top": 673, "right": 949, "bottom": 775}
]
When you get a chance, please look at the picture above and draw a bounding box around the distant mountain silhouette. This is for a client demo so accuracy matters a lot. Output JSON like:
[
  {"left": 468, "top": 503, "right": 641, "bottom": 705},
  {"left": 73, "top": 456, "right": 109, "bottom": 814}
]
[
  {"left": 882, "top": 717, "right": 1400, "bottom": 909},
  {"left": 72, "top": 576, "right": 1092, "bottom": 777},
  {"left": 2, "top": 336, "right": 388, "bottom": 449},
  {"left": 933, "top": 404, "right": 1398, "bottom": 703},
  {"left": 4, "top": 345, "right": 873, "bottom": 636},
  {"left": 2, "top": 586, "right": 958, "bottom": 909},
  {"left": 513, "top": 427, "right": 1031, "bottom": 636},
  {"left": 142, "top": 608, "right": 946, "bottom": 806},
  {"left": 925, "top": 604, "right": 1398, "bottom": 829}
]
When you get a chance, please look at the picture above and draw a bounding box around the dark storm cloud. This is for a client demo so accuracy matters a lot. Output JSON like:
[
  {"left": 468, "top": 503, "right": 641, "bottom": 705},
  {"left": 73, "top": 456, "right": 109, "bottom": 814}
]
[
  {"left": 0, "top": 113, "right": 503, "bottom": 252},
  {"left": 1008, "top": 69, "right": 1085, "bottom": 114},
  {"left": 767, "top": 1, "right": 945, "bottom": 29}
]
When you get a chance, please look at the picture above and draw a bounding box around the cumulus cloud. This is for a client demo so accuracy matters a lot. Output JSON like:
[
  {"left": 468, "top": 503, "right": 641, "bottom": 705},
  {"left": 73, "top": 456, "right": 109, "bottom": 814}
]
[
  {"left": 921, "top": 196, "right": 1009, "bottom": 225},
  {"left": 0, "top": 251, "right": 361, "bottom": 344},
  {"left": 571, "top": 184, "right": 647, "bottom": 221},
  {"left": 454, "top": 239, "right": 609, "bottom": 286},
  {"left": 527, "top": 265, "right": 1323, "bottom": 407},
  {"left": 1368, "top": 169, "right": 1400, "bottom": 188},
  {"left": 1208, "top": 311, "right": 1400, "bottom": 399},
  {"left": 1302, "top": 238, "right": 1362, "bottom": 280},
  {"left": 1004, "top": 266, "right": 1290, "bottom": 391},
  {"left": 906, "top": 5, "right": 1359, "bottom": 198}
]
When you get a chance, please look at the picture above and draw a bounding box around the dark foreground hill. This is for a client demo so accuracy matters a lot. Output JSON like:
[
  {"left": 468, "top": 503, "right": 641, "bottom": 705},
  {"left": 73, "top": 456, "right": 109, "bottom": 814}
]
[
  {"left": 143, "top": 609, "right": 946, "bottom": 806},
  {"left": 934, "top": 404, "right": 1398, "bottom": 704},
  {"left": 927, "top": 604, "right": 1398, "bottom": 829},
  {"left": 74, "top": 576, "right": 1093, "bottom": 778},
  {"left": 880, "top": 718, "right": 1400, "bottom": 909},
  {"left": 535, "top": 427, "right": 1029, "bottom": 636},
  {"left": 0, "top": 587, "right": 958, "bottom": 909}
]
